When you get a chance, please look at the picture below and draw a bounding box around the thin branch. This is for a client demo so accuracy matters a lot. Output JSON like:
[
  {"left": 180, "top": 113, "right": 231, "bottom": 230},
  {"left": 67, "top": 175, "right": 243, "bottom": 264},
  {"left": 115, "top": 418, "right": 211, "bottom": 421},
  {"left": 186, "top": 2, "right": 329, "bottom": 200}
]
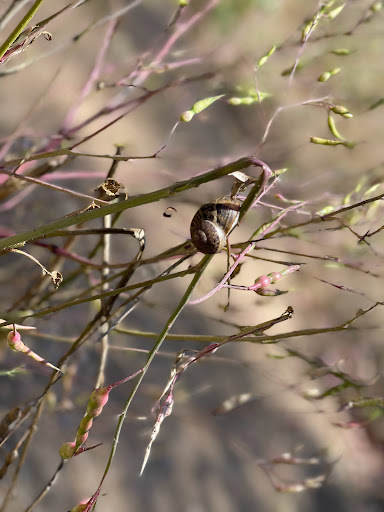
[{"left": 0, "top": 156, "right": 257, "bottom": 251}]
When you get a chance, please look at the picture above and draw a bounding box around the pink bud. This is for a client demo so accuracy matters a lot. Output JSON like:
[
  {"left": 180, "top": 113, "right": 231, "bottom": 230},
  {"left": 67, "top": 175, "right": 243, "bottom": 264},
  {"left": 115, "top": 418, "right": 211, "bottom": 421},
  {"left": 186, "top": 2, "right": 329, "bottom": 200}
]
[
  {"left": 7, "top": 330, "right": 25, "bottom": 352},
  {"left": 59, "top": 441, "right": 76, "bottom": 459},
  {"left": 7, "top": 330, "right": 21, "bottom": 342},
  {"left": 254, "top": 275, "right": 271, "bottom": 289},
  {"left": 269, "top": 272, "right": 282, "bottom": 283},
  {"left": 86, "top": 387, "right": 110, "bottom": 417},
  {"left": 78, "top": 416, "right": 93, "bottom": 435},
  {"left": 75, "top": 431, "right": 90, "bottom": 448}
]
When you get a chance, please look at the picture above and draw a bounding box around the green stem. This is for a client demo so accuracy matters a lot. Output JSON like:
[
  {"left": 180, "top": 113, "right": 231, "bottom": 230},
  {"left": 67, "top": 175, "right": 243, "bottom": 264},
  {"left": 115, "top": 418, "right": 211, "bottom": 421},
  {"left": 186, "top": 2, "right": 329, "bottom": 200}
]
[
  {"left": 99, "top": 254, "right": 211, "bottom": 486},
  {"left": 0, "top": 267, "right": 195, "bottom": 326},
  {"left": 0, "top": 0, "right": 45, "bottom": 61},
  {"left": 0, "top": 157, "right": 254, "bottom": 252}
]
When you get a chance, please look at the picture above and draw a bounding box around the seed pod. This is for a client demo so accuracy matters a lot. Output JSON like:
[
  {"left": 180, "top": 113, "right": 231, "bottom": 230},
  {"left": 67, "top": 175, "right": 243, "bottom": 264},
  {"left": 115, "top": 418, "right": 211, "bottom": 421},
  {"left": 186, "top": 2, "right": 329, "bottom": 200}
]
[{"left": 190, "top": 197, "right": 241, "bottom": 254}]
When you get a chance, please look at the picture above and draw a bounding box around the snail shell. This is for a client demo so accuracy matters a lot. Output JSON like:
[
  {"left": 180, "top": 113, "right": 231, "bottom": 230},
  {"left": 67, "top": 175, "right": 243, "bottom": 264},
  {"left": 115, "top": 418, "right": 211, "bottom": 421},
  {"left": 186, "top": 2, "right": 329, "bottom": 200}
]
[{"left": 190, "top": 197, "right": 241, "bottom": 254}]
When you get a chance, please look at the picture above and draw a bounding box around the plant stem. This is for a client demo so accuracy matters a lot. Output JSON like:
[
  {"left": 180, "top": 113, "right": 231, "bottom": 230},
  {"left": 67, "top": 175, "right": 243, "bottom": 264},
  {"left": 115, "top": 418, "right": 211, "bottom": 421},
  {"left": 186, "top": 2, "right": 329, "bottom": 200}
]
[
  {"left": 0, "top": 156, "right": 255, "bottom": 251},
  {"left": 97, "top": 254, "right": 212, "bottom": 493},
  {"left": 0, "top": 0, "right": 45, "bottom": 61}
]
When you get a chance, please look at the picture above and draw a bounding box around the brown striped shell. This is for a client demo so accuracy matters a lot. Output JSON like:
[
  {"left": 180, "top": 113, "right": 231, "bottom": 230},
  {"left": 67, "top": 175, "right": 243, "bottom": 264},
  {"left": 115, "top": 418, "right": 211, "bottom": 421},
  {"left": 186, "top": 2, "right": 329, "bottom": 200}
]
[{"left": 190, "top": 197, "right": 241, "bottom": 254}]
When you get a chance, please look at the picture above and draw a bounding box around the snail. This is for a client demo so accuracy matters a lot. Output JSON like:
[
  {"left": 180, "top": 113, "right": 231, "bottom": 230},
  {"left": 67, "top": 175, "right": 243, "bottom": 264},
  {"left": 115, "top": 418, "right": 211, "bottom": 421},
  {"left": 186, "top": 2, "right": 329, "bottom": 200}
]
[{"left": 190, "top": 197, "right": 241, "bottom": 254}]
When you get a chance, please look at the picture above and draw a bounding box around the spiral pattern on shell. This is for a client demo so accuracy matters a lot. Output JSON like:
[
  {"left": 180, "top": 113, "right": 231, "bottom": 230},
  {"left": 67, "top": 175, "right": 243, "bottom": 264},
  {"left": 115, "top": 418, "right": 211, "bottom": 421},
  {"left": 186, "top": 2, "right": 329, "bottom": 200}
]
[{"left": 190, "top": 197, "right": 241, "bottom": 254}]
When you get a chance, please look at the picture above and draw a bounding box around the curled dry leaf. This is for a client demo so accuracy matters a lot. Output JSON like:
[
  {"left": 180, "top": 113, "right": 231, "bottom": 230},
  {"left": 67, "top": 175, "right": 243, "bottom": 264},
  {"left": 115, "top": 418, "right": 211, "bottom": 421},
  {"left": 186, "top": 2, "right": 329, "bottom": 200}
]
[
  {"left": 50, "top": 271, "right": 63, "bottom": 289},
  {"left": 94, "top": 178, "right": 127, "bottom": 201},
  {"left": 163, "top": 207, "right": 177, "bottom": 218}
]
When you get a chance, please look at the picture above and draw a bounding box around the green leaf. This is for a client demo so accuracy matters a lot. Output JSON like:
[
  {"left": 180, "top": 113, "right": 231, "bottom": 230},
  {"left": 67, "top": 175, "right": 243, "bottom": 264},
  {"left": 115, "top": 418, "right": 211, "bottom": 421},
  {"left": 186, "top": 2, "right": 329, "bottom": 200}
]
[
  {"left": 310, "top": 136, "right": 355, "bottom": 148},
  {"left": 331, "top": 105, "right": 353, "bottom": 118},
  {"left": 257, "top": 45, "right": 277, "bottom": 67},
  {"left": 228, "top": 91, "right": 271, "bottom": 105},
  {"left": 180, "top": 95, "right": 224, "bottom": 122},
  {"left": 0, "top": 366, "right": 27, "bottom": 377},
  {"left": 281, "top": 62, "right": 304, "bottom": 76},
  {"left": 330, "top": 48, "right": 352, "bottom": 55},
  {"left": 191, "top": 94, "right": 225, "bottom": 114},
  {"left": 369, "top": 98, "right": 384, "bottom": 110},
  {"left": 318, "top": 68, "right": 341, "bottom": 82},
  {"left": 328, "top": 3, "right": 346, "bottom": 19},
  {"left": 316, "top": 205, "right": 335, "bottom": 216},
  {"left": 310, "top": 137, "right": 343, "bottom": 146},
  {"left": 327, "top": 115, "right": 344, "bottom": 140}
]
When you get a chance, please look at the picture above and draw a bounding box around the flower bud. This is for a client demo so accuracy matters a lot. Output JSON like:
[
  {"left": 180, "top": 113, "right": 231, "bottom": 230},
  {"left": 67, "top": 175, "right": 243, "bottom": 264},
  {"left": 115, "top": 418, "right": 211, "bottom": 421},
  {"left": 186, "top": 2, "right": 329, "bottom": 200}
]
[
  {"left": 318, "top": 71, "right": 331, "bottom": 82},
  {"left": 75, "top": 431, "right": 89, "bottom": 448},
  {"left": 331, "top": 105, "right": 353, "bottom": 118},
  {"left": 78, "top": 416, "right": 93, "bottom": 435},
  {"left": 7, "top": 330, "right": 24, "bottom": 352},
  {"left": 269, "top": 272, "right": 282, "bottom": 283},
  {"left": 86, "top": 387, "right": 110, "bottom": 418},
  {"left": 254, "top": 275, "right": 271, "bottom": 289},
  {"left": 59, "top": 442, "right": 76, "bottom": 460},
  {"left": 330, "top": 48, "right": 352, "bottom": 56},
  {"left": 180, "top": 110, "right": 194, "bottom": 122}
]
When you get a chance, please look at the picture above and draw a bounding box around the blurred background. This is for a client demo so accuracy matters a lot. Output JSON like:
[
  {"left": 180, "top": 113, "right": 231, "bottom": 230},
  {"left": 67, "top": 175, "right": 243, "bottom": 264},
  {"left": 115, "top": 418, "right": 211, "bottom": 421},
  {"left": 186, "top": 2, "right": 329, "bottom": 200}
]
[{"left": 1, "top": 1, "right": 384, "bottom": 511}]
